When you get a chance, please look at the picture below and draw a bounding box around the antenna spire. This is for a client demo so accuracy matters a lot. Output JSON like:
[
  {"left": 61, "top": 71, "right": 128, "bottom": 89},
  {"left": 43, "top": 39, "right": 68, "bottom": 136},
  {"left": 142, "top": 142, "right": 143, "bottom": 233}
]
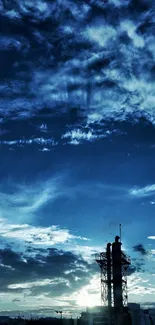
[{"left": 119, "top": 224, "right": 122, "bottom": 242}]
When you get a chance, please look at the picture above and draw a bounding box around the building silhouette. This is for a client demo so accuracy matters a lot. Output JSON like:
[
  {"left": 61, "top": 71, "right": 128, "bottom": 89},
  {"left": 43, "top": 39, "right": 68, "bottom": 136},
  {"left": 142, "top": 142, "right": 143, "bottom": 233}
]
[{"left": 81, "top": 233, "right": 132, "bottom": 325}]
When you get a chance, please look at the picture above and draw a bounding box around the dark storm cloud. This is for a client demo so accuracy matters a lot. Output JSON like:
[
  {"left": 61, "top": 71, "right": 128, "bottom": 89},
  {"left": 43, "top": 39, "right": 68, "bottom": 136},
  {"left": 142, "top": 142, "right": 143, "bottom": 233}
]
[
  {"left": 131, "top": 242, "right": 150, "bottom": 273},
  {"left": 133, "top": 243, "right": 148, "bottom": 255},
  {"left": 127, "top": 258, "right": 146, "bottom": 275},
  {"left": 127, "top": 265, "right": 137, "bottom": 276},
  {"left": 0, "top": 246, "right": 97, "bottom": 295},
  {"left": 1, "top": 0, "right": 155, "bottom": 145}
]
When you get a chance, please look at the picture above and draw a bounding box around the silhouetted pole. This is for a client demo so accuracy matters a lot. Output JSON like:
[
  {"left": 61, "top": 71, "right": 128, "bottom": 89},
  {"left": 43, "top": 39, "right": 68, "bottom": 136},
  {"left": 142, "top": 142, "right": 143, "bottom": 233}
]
[
  {"left": 112, "top": 236, "right": 123, "bottom": 309},
  {"left": 112, "top": 236, "right": 123, "bottom": 325},
  {"left": 119, "top": 224, "right": 122, "bottom": 242},
  {"left": 107, "top": 243, "right": 112, "bottom": 309},
  {"left": 107, "top": 243, "right": 112, "bottom": 325}
]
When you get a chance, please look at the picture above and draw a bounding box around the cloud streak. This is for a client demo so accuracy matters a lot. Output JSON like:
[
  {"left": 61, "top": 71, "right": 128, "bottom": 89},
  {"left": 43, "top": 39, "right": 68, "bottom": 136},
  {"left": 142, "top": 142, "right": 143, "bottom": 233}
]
[
  {"left": 129, "top": 184, "right": 155, "bottom": 198},
  {"left": 0, "top": 218, "right": 89, "bottom": 246},
  {"left": 0, "top": 138, "right": 57, "bottom": 147},
  {"left": 0, "top": 181, "right": 59, "bottom": 222}
]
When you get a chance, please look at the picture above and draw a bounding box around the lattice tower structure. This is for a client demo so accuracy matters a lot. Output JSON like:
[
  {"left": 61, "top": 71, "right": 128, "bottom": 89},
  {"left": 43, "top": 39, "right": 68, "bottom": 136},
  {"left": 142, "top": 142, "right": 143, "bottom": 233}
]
[
  {"left": 121, "top": 251, "right": 131, "bottom": 307},
  {"left": 96, "top": 236, "right": 131, "bottom": 308},
  {"left": 95, "top": 245, "right": 113, "bottom": 308}
]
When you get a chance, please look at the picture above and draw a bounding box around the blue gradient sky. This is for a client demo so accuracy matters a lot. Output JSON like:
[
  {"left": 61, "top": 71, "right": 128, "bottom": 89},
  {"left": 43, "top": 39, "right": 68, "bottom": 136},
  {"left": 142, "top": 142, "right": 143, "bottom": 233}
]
[{"left": 0, "top": 0, "right": 155, "bottom": 317}]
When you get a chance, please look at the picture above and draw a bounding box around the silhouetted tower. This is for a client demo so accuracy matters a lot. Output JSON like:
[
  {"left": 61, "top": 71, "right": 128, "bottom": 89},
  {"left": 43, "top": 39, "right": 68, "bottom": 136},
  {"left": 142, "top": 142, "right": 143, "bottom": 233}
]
[
  {"left": 112, "top": 236, "right": 122, "bottom": 309},
  {"left": 96, "top": 234, "right": 130, "bottom": 309},
  {"left": 107, "top": 243, "right": 112, "bottom": 309}
]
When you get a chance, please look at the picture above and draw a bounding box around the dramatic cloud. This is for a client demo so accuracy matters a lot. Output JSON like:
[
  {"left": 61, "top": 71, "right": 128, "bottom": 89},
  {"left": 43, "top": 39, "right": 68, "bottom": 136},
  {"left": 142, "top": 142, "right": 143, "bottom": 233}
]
[
  {"left": 1, "top": 0, "right": 155, "bottom": 146},
  {"left": 0, "top": 244, "right": 98, "bottom": 312},
  {"left": 1, "top": 0, "right": 155, "bottom": 316}
]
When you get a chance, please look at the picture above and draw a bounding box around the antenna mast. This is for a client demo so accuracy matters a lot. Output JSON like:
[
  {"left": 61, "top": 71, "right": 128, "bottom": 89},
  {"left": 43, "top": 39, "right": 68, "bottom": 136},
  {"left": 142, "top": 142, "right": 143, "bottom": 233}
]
[{"left": 119, "top": 224, "right": 122, "bottom": 242}]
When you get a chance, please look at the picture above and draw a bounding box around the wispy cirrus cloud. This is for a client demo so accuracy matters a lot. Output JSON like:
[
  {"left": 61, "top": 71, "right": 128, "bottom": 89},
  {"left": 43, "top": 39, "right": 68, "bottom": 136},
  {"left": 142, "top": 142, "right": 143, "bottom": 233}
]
[
  {"left": 8, "top": 278, "right": 70, "bottom": 290},
  {"left": 62, "top": 128, "right": 125, "bottom": 145},
  {"left": 0, "top": 130, "right": 125, "bottom": 148},
  {"left": 128, "top": 273, "right": 155, "bottom": 300},
  {"left": 0, "top": 218, "right": 89, "bottom": 247},
  {"left": 0, "top": 137, "right": 57, "bottom": 147},
  {"left": 62, "top": 129, "right": 98, "bottom": 145},
  {"left": 129, "top": 184, "right": 155, "bottom": 198},
  {"left": 0, "top": 180, "right": 61, "bottom": 222}
]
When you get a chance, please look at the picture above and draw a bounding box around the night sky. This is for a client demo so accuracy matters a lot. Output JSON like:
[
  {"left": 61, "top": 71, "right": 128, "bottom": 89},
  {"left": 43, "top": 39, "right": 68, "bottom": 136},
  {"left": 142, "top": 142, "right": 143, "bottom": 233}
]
[{"left": 0, "top": 0, "right": 155, "bottom": 318}]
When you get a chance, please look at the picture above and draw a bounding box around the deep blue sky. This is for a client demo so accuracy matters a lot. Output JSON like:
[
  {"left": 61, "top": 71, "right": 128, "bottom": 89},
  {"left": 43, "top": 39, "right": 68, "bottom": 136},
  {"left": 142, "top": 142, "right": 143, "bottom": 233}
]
[{"left": 0, "top": 0, "right": 155, "bottom": 317}]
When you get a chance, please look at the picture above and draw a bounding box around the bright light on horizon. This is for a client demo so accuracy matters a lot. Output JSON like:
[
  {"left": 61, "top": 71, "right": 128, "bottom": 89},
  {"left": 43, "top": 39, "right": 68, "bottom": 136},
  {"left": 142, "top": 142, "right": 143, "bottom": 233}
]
[
  {"left": 76, "top": 275, "right": 100, "bottom": 307},
  {"left": 76, "top": 290, "right": 99, "bottom": 307}
]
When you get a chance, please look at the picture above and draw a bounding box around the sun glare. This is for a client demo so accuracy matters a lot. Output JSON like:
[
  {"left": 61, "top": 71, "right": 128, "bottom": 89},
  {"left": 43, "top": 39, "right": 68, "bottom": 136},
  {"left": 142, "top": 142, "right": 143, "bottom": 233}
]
[{"left": 76, "top": 289, "right": 99, "bottom": 307}]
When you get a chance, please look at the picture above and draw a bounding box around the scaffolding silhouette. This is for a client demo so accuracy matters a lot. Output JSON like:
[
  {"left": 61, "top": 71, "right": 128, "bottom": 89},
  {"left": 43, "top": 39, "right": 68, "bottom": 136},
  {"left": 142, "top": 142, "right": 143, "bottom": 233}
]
[{"left": 95, "top": 236, "right": 131, "bottom": 309}]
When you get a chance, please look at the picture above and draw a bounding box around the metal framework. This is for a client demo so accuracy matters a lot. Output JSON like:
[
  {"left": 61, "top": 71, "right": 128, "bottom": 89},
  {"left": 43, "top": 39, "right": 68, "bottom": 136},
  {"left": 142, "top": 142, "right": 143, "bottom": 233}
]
[
  {"left": 95, "top": 251, "right": 109, "bottom": 306},
  {"left": 95, "top": 237, "right": 131, "bottom": 308},
  {"left": 121, "top": 251, "right": 131, "bottom": 307}
]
